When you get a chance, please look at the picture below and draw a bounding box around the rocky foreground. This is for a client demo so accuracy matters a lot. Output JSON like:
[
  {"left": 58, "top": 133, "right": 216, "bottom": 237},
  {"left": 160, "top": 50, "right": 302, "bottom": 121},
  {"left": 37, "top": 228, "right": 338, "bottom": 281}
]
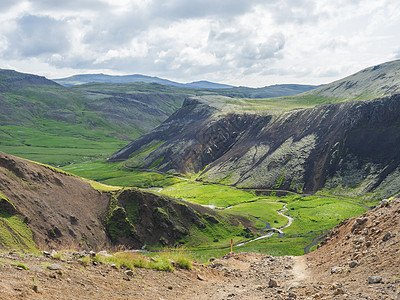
[{"left": 0, "top": 199, "right": 399, "bottom": 299}]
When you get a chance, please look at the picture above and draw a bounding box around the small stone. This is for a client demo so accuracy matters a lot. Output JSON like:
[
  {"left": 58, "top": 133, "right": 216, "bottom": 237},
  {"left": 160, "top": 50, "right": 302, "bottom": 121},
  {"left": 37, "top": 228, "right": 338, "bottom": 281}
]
[
  {"left": 331, "top": 282, "right": 342, "bottom": 289},
  {"left": 331, "top": 266, "right": 343, "bottom": 274},
  {"left": 382, "top": 231, "right": 393, "bottom": 242},
  {"left": 168, "top": 259, "right": 176, "bottom": 266},
  {"left": 209, "top": 257, "right": 216, "bottom": 262},
  {"left": 268, "top": 278, "right": 278, "bottom": 288},
  {"left": 92, "top": 261, "right": 98, "bottom": 266},
  {"left": 110, "top": 264, "right": 118, "bottom": 269},
  {"left": 333, "top": 288, "right": 344, "bottom": 295},
  {"left": 284, "top": 265, "right": 292, "bottom": 269},
  {"left": 47, "top": 264, "right": 62, "bottom": 270},
  {"left": 197, "top": 274, "right": 205, "bottom": 281},
  {"left": 33, "top": 285, "right": 39, "bottom": 293},
  {"left": 125, "top": 270, "right": 134, "bottom": 276},
  {"left": 42, "top": 251, "right": 50, "bottom": 257},
  {"left": 212, "top": 262, "right": 224, "bottom": 268},
  {"left": 49, "top": 273, "right": 57, "bottom": 279},
  {"left": 356, "top": 217, "right": 368, "bottom": 225},
  {"left": 288, "top": 292, "right": 297, "bottom": 299},
  {"left": 168, "top": 286, "right": 173, "bottom": 290},
  {"left": 381, "top": 199, "right": 389, "bottom": 207},
  {"left": 366, "top": 240, "right": 372, "bottom": 247},
  {"left": 348, "top": 260, "right": 359, "bottom": 268},
  {"left": 368, "top": 276, "right": 382, "bottom": 284},
  {"left": 96, "top": 250, "right": 113, "bottom": 258}
]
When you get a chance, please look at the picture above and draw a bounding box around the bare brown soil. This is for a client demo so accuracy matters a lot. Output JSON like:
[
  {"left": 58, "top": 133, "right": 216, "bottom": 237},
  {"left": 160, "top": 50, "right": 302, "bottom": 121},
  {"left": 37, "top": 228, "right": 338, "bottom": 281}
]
[
  {"left": 1, "top": 199, "right": 399, "bottom": 299},
  {"left": 0, "top": 152, "right": 110, "bottom": 249}
]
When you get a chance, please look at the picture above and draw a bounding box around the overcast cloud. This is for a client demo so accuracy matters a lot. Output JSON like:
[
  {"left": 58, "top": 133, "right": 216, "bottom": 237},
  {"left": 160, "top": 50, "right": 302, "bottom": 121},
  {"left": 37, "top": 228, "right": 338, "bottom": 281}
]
[{"left": 0, "top": 0, "right": 399, "bottom": 87}]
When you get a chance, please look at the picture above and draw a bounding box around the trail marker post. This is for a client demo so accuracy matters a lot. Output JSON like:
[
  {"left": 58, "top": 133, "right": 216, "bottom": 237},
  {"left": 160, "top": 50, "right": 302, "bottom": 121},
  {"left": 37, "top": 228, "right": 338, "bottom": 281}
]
[{"left": 231, "top": 238, "right": 233, "bottom": 252}]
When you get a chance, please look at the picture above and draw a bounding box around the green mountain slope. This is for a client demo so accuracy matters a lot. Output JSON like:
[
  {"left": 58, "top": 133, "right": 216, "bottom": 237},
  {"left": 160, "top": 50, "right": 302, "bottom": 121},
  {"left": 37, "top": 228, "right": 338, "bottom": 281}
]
[
  {"left": 111, "top": 59, "right": 400, "bottom": 202},
  {"left": 0, "top": 69, "right": 188, "bottom": 165},
  {"left": 0, "top": 68, "right": 317, "bottom": 166}
]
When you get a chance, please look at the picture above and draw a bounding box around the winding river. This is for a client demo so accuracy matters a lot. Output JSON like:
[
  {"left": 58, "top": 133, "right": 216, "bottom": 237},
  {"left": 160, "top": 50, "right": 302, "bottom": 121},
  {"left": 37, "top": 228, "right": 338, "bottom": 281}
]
[{"left": 233, "top": 202, "right": 294, "bottom": 247}]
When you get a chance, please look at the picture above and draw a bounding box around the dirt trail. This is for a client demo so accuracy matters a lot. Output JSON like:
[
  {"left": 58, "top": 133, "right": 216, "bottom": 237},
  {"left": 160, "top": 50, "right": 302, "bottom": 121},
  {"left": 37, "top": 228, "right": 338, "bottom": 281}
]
[{"left": 291, "top": 255, "right": 310, "bottom": 282}]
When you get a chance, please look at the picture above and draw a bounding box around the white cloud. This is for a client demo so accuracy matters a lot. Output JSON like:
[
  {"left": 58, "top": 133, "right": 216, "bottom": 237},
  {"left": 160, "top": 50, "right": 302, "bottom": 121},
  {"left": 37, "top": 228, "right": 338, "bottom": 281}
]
[{"left": 0, "top": 0, "right": 399, "bottom": 86}]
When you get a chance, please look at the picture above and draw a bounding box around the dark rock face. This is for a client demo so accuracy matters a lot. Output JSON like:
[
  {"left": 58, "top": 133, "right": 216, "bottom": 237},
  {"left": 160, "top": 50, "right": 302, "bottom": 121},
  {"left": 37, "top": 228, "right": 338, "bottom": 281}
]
[{"left": 112, "top": 94, "right": 400, "bottom": 198}]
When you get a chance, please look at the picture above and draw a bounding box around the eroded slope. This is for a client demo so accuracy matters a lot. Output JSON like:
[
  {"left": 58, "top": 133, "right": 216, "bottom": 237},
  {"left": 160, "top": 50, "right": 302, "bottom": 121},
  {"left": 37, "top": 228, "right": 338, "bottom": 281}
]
[
  {"left": 111, "top": 93, "right": 400, "bottom": 201},
  {"left": 0, "top": 152, "right": 252, "bottom": 250}
]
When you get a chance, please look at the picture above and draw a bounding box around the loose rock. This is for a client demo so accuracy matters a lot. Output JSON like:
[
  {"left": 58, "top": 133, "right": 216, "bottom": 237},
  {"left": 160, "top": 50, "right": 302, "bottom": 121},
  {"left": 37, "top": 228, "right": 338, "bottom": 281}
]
[
  {"left": 348, "top": 260, "right": 359, "bottom": 268},
  {"left": 331, "top": 266, "right": 343, "bottom": 274},
  {"left": 268, "top": 278, "right": 278, "bottom": 288},
  {"left": 382, "top": 231, "right": 393, "bottom": 242},
  {"left": 368, "top": 276, "right": 382, "bottom": 284},
  {"left": 47, "top": 264, "right": 62, "bottom": 271},
  {"left": 197, "top": 274, "right": 205, "bottom": 281}
]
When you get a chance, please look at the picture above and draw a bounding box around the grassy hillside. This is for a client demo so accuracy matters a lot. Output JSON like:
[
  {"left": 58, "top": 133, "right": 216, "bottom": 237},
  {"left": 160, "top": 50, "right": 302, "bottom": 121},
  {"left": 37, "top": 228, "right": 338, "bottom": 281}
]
[
  {"left": 1, "top": 69, "right": 317, "bottom": 166},
  {"left": 0, "top": 70, "right": 190, "bottom": 165}
]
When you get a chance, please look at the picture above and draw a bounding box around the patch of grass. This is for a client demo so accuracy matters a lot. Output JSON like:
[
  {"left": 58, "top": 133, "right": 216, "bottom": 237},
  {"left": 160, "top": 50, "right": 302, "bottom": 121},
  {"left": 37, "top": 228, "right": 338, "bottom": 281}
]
[
  {"left": 147, "top": 255, "right": 175, "bottom": 272},
  {"left": 182, "top": 212, "right": 248, "bottom": 249},
  {"left": 10, "top": 261, "right": 30, "bottom": 270},
  {"left": 86, "top": 180, "right": 121, "bottom": 192},
  {"left": 106, "top": 206, "right": 136, "bottom": 244},
  {"left": 160, "top": 181, "right": 262, "bottom": 208},
  {"left": 0, "top": 193, "right": 37, "bottom": 251},
  {"left": 227, "top": 200, "right": 287, "bottom": 229},
  {"left": 52, "top": 252, "right": 63, "bottom": 260},
  {"left": 125, "top": 140, "right": 165, "bottom": 167},
  {"left": 280, "top": 194, "right": 367, "bottom": 236},
  {"left": 79, "top": 256, "right": 90, "bottom": 267},
  {"left": 234, "top": 232, "right": 322, "bottom": 256},
  {"left": 97, "top": 251, "right": 194, "bottom": 272},
  {"left": 62, "top": 160, "right": 180, "bottom": 188},
  {"left": 315, "top": 189, "right": 381, "bottom": 207},
  {"left": 0, "top": 123, "right": 127, "bottom": 166},
  {"left": 174, "top": 254, "right": 193, "bottom": 270}
]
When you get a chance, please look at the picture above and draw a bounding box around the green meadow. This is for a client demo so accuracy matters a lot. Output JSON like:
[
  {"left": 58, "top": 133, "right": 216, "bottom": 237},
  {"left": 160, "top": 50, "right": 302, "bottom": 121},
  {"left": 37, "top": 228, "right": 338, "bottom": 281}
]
[
  {"left": 61, "top": 160, "right": 369, "bottom": 256},
  {"left": 0, "top": 122, "right": 127, "bottom": 166}
]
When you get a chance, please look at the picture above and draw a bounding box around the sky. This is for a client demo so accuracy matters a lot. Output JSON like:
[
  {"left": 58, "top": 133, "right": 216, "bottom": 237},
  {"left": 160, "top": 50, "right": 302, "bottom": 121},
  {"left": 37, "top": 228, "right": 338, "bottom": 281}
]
[{"left": 0, "top": 0, "right": 400, "bottom": 87}]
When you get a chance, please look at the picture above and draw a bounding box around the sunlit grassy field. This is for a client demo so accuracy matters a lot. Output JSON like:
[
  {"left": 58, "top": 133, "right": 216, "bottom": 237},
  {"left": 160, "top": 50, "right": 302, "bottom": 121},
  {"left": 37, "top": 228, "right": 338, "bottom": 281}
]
[{"left": 61, "top": 160, "right": 369, "bottom": 256}]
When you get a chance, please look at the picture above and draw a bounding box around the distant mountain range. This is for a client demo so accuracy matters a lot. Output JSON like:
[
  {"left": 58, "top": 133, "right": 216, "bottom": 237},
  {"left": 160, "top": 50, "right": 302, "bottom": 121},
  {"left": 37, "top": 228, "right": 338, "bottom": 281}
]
[
  {"left": 54, "top": 73, "right": 319, "bottom": 98},
  {"left": 53, "top": 73, "right": 235, "bottom": 89}
]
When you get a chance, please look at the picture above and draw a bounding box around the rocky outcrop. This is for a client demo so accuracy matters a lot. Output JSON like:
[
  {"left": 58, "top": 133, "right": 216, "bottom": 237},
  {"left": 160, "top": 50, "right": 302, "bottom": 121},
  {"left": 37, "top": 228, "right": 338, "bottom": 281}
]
[{"left": 112, "top": 93, "right": 400, "bottom": 199}]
